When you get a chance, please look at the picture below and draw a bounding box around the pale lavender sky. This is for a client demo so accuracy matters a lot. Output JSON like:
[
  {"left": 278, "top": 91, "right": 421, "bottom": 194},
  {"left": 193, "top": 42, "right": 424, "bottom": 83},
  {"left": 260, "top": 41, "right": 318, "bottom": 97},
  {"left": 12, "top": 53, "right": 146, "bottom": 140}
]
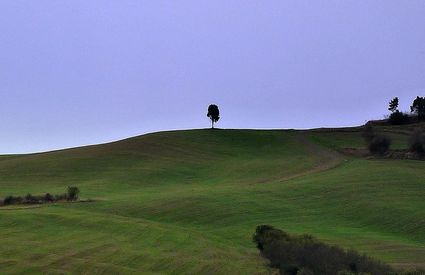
[{"left": 1, "top": 1, "right": 424, "bottom": 153}]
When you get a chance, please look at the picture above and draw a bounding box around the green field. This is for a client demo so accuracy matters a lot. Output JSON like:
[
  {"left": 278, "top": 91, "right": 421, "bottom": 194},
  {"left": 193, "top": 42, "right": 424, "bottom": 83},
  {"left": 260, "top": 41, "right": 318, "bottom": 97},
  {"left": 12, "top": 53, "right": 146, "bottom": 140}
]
[{"left": 0, "top": 126, "right": 424, "bottom": 274}]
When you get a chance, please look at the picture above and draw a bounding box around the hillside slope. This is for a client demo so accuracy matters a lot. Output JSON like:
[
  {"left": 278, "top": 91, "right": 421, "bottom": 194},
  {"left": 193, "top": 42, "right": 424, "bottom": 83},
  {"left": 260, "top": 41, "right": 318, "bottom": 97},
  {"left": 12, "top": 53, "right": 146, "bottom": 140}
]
[{"left": 0, "top": 128, "right": 424, "bottom": 274}]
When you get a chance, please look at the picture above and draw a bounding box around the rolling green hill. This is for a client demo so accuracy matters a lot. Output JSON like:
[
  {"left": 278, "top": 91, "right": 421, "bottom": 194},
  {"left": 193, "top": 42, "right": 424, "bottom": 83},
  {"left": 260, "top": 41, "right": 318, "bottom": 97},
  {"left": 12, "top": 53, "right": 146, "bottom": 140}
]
[{"left": 0, "top": 126, "right": 424, "bottom": 274}]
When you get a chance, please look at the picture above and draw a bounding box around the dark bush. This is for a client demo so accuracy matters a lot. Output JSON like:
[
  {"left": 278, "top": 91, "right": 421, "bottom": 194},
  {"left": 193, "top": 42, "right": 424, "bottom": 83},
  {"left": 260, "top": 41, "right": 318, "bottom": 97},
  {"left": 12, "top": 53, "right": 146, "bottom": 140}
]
[
  {"left": 24, "top": 193, "right": 45, "bottom": 204},
  {"left": 3, "top": 195, "right": 23, "bottom": 205},
  {"left": 253, "top": 225, "right": 394, "bottom": 275},
  {"left": 1, "top": 187, "right": 80, "bottom": 207},
  {"left": 45, "top": 193, "right": 54, "bottom": 202},
  {"left": 3, "top": 195, "right": 14, "bottom": 205},
  {"left": 67, "top": 186, "right": 80, "bottom": 201},
  {"left": 389, "top": 111, "right": 411, "bottom": 125},
  {"left": 24, "top": 193, "right": 36, "bottom": 204},
  {"left": 368, "top": 135, "right": 391, "bottom": 155},
  {"left": 409, "top": 130, "right": 425, "bottom": 156},
  {"left": 362, "top": 124, "right": 392, "bottom": 155}
]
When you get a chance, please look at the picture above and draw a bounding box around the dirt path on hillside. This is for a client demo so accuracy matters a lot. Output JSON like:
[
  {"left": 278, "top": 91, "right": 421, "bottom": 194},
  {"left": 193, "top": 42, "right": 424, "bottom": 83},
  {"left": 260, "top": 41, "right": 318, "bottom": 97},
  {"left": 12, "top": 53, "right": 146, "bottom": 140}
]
[{"left": 274, "top": 133, "right": 345, "bottom": 183}]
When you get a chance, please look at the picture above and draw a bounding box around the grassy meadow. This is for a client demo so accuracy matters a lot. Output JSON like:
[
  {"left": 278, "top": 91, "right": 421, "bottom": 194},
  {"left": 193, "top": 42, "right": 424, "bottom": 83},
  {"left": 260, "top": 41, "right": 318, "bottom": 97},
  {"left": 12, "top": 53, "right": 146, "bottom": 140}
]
[{"left": 0, "top": 126, "right": 424, "bottom": 274}]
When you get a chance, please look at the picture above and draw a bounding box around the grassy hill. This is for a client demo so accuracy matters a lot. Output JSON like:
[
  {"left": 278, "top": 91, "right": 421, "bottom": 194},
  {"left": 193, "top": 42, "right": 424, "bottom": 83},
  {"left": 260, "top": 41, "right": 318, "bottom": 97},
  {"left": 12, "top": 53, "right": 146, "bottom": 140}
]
[{"left": 0, "top": 126, "right": 424, "bottom": 274}]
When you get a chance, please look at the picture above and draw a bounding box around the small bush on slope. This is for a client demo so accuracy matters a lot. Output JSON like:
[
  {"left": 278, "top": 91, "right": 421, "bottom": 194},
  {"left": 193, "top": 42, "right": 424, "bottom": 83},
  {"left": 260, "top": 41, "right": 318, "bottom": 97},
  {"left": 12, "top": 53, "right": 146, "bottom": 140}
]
[
  {"left": 362, "top": 124, "right": 392, "bottom": 155},
  {"left": 368, "top": 135, "right": 392, "bottom": 155},
  {"left": 1, "top": 187, "right": 80, "bottom": 206}
]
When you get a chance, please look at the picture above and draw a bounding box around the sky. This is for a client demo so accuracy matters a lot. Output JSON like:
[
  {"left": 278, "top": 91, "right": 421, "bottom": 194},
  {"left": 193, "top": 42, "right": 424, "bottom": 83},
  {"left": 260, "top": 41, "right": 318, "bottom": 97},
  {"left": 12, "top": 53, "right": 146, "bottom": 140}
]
[{"left": 0, "top": 1, "right": 424, "bottom": 154}]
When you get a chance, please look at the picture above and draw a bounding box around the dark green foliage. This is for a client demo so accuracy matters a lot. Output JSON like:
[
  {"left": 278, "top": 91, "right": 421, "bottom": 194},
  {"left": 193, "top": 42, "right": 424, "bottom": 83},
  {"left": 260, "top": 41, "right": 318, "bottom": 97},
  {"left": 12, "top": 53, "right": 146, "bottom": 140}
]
[
  {"left": 67, "top": 186, "right": 80, "bottom": 201},
  {"left": 25, "top": 193, "right": 38, "bottom": 204},
  {"left": 362, "top": 124, "right": 391, "bottom": 155},
  {"left": 24, "top": 193, "right": 35, "bottom": 203},
  {"left": 3, "top": 195, "right": 23, "bottom": 205},
  {"left": 409, "top": 130, "right": 425, "bottom": 155},
  {"left": 23, "top": 193, "right": 47, "bottom": 204},
  {"left": 388, "top": 97, "right": 399, "bottom": 113},
  {"left": 368, "top": 135, "right": 391, "bottom": 155},
  {"left": 45, "top": 193, "right": 54, "bottom": 202},
  {"left": 410, "top": 96, "right": 425, "bottom": 121},
  {"left": 389, "top": 111, "right": 411, "bottom": 125},
  {"left": 253, "top": 225, "right": 395, "bottom": 275},
  {"left": 1, "top": 187, "right": 80, "bottom": 206},
  {"left": 207, "top": 104, "right": 220, "bottom": 128}
]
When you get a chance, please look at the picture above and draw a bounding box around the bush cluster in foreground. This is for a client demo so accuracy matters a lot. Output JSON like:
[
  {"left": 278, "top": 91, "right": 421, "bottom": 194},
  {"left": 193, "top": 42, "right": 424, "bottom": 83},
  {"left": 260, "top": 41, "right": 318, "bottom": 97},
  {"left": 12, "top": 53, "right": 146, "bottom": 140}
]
[
  {"left": 253, "top": 225, "right": 423, "bottom": 275},
  {"left": 1, "top": 186, "right": 80, "bottom": 206}
]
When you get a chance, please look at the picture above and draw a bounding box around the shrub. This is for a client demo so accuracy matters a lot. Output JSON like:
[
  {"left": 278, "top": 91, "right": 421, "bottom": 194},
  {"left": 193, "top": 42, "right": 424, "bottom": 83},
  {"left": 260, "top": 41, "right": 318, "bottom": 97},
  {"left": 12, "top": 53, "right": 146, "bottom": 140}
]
[
  {"left": 24, "top": 193, "right": 45, "bottom": 204},
  {"left": 389, "top": 111, "right": 411, "bottom": 125},
  {"left": 1, "top": 187, "right": 81, "bottom": 207},
  {"left": 67, "top": 186, "right": 80, "bottom": 201},
  {"left": 253, "top": 225, "right": 394, "bottom": 275},
  {"left": 24, "top": 193, "right": 35, "bottom": 204},
  {"left": 3, "top": 195, "right": 23, "bottom": 205},
  {"left": 3, "top": 195, "right": 13, "bottom": 205},
  {"left": 368, "top": 135, "right": 391, "bottom": 155},
  {"left": 45, "top": 193, "right": 54, "bottom": 202},
  {"left": 409, "top": 130, "right": 425, "bottom": 156},
  {"left": 362, "top": 124, "right": 392, "bottom": 155}
]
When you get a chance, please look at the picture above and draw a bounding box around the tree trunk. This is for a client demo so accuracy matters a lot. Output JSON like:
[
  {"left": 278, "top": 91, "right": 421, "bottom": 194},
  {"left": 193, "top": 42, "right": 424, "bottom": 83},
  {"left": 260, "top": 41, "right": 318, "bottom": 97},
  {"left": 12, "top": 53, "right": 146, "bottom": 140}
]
[{"left": 211, "top": 120, "right": 214, "bottom": 129}]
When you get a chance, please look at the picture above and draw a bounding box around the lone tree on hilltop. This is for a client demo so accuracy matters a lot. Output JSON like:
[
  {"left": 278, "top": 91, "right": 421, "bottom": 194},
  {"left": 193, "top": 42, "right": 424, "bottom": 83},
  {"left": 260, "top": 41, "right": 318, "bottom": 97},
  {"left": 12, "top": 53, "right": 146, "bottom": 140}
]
[
  {"left": 207, "top": 104, "right": 220, "bottom": 129},
  {"left": 388, "top": 97, "right": 399, "bottom": 113},
  {"left": 411, "top": 96, "right": 425, "bottom": 121}
]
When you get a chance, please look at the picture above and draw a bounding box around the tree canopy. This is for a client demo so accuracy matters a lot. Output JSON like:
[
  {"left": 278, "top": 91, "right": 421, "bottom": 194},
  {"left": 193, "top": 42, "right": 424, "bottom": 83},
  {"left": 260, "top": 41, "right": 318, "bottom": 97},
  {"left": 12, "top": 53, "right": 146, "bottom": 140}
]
[
  {"left": 207, "top": 104, "right": 220, "bottom": 129},
  {"left": 411, "top": 96, "right": 425, "bottom": 121},
  {"left": 388, "top": 97, "right": 399, "bottom": 113}
]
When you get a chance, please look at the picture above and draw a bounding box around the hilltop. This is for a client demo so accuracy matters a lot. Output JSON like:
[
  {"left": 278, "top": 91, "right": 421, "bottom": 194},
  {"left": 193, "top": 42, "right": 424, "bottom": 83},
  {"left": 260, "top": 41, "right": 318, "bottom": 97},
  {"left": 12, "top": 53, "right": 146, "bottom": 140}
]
[{"left": 0, "top": 125, "right": 424, "bottom": 274}]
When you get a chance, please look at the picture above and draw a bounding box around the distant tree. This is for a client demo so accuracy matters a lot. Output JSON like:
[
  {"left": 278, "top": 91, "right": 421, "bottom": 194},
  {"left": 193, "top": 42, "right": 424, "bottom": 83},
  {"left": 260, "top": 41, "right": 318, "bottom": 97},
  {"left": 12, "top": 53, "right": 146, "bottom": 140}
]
[
  {"left": 388, "top": 97, "right": 399, "bottom": 113},
  {"left": 410, "top": 96, "right": 425, "bottom": 121},
  {"left": 207, "top": 104, "right": 220, "bottom": 129},
  {"left": 67, "top": 186, "right": 80, "bottom": 201}
]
